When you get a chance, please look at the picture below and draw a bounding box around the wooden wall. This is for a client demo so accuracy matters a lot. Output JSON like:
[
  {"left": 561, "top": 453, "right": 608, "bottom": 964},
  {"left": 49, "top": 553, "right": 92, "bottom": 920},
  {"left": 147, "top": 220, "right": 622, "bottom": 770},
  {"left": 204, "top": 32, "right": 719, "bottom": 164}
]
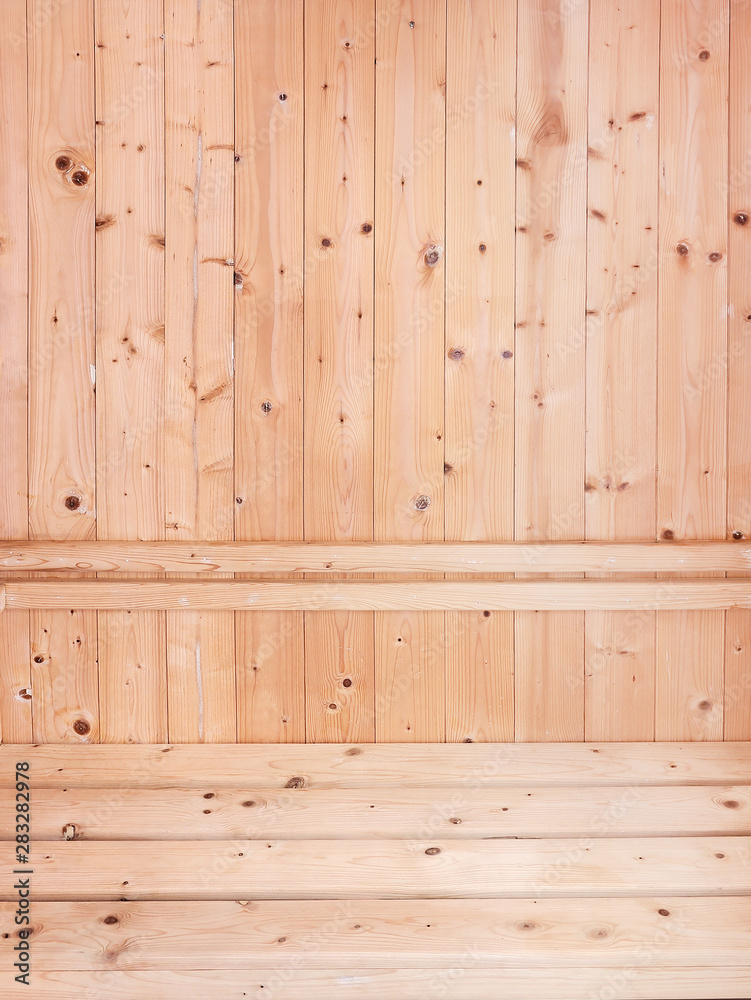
[{"left": 0, "top": 0, "right": 749, "bottom": 744}]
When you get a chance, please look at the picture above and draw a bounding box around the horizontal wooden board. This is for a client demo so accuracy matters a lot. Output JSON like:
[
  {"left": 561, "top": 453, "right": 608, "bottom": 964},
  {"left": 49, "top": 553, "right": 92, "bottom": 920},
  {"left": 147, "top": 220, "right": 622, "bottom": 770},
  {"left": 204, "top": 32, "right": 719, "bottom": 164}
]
[
  {"left": 6, "top": 897, "right": 749, "bottom": 970},
  {"left": 3, "top": 578, "right": 751, "bottom": 611},
  {"left": 3, "top": 966, "right": 750, "bottom": 999},
  {"left": 6, "top": 784, "right": 748, "bottom": 840},
  {"left": 2, "top": 541, "right": 750, "bottom": 574},
  {"left": 4, "top": 837, "right": 748, "bottom": 900},
  {"left": 3, "top": 743, "right": 748, "bottom": 788}
]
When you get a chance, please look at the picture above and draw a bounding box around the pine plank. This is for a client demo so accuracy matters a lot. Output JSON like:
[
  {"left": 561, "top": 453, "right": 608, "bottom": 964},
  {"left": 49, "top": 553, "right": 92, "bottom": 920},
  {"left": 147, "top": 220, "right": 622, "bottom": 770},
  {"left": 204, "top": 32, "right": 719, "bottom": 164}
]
[
  {"left": 444, "top": 0, "right": 515, "bottom": 742},
  {"left": 3, "top": 540, "right": 751, "bottom": 574},
  {"left": 584, "top": 0, "right": 660, "bottom": 741},
  {"left": 0, "top": 3, "right": 31, "bottom": 742},
  {"left": 3, "top": 742, "right": 747, "bottom": 788},
  {"left": 374, "top": 0, "right": 446, "bottom": 741},
  {"left": 6, "top": 577, "right": 751, "bottom": 611},
  {"left": 656, "top": 0, "right": 729, "bottom": 741},
  {"left": 9, "top": 784, "right": 749, "bottom": 840},
  {"left": 28, "top": 0, "right": 98, "bottom": 743},
  {"left": 8, "top": 897, "right": 751, "bottom": 970},
  {"left": 164, "top": 0, "right": 236, "bottom": 742},
  {"left": 95, "top": 0, "right": 167, "bottom": 743},
  {"left": 726, "top": 0, "right": 751, "bottom": 740},
  {"left": 4, "top": 836, "right": 748, "bottom": 900},
  {"left": 4, "top": 967, "right": 750, "bottom": 1000},
  {"left": 304, "top": 0, "right": 376, "bottom": 743},
  {"left": 514, "top": 0, "right": 588, "bottom": 741},
  {"left": 234, "top": 0, "right": 305, "bottom": 742}
]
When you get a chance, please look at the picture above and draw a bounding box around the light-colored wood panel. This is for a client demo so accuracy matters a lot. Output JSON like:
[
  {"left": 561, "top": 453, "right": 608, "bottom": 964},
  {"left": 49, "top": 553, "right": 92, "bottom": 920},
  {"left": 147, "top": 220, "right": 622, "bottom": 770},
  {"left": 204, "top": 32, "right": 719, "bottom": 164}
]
[
  {"left": 234, "top": 0, "right": 304, "bottom": 743},
  {"left": 10, "top": 897, "right": 751, "bottom": 970},
  {"left": 28, "top": 0, "right": 98, "bottom": 744},
  {"left": 656, "top": 610, "right": 724, "bottom": 741},
  {"left": 4, "top": 742, "right": 747, "bottom": 788},
  {"left": 304, "top": 0, "right": 375, "bottom": 743},
  {"left": 375, "top": 0, "right": 446, "bottom": 741},
  {"left": 514, "top": 0, "right": 588, "bottom": 740},
  {"left": 11, "top": 784, "right": 749, "bottom": 840},
  {"left": 4, "top": 540, "right": 751, "bottom": 574},
  {"left": 584, "top": 0, "right": 659, "bottom": 741},
  {"left": 95, "top": 0, "right": 167, "bottom": 743},
  {"left": 0, "top": 3, "right": 31, "bottom": 743},
  {"left": 5, "top": 967, "right": 750, "bottom": 1000},
  {"left": 657, "top": 0, "right": 729, "bottom": 740},
  {"left": 164, "top": 0, "right": 235, "bottom": 743},
  {"left": 5, "top": 836, "right": 748, "bottom": 899},
  {"left": 726, "top": 0, "right": 751, "bottom": 740},
  {"left": 444, "top": 0, "right": 515, "bottom": 742},
  {"left": 6, "top": 578, "right": 751, "bottom": 611}
]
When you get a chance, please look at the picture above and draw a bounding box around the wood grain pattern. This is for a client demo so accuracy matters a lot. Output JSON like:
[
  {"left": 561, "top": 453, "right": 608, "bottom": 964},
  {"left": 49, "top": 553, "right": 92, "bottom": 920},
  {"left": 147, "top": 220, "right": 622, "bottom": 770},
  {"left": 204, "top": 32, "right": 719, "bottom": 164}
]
[
  {"left": 0, "top": 2, "right": 31, "bottom": 742},
  {"left": 584, "top": 0, "right": 660, "bottom": 742},
  {"left": 8, "top": 897, "right": 751, "bottom": 969},
  {"left": 656, "top": 0, "right": 728, "bottom": 741},
  {"left": 304, "top": 0, "right": 375, "bottom": 743},
  {"left": 375, "top": 0, "right": 447, "bottom": 741},
  {"left": 444, "top": 0, "right": 515, "bottom": 742},
  {"left": 11, "top": 784, "right": 749, "bottom": 840},
  {"left": 164, "top": 0, "right": 236, "bottom": 742},
  {"left": 726, "top": 0, "right": 751, "bottom": 740},
  {"left": 4, "top": 967, "right": 749, "bottom": 1000},
  {"left": 95, "top": 0, "right": 167, "bottom": 743},
  {"left": 234, "top": 0, "right": 305, "bottom": 742},
  {"left": 4, "top": 741, "right": 747, "bottom": 787},
  {"left": 28, "top": 0, "right": 98, "bottom": 743},
  {"left": 514, "top": 0, "right": 588, "bottom": 741}
]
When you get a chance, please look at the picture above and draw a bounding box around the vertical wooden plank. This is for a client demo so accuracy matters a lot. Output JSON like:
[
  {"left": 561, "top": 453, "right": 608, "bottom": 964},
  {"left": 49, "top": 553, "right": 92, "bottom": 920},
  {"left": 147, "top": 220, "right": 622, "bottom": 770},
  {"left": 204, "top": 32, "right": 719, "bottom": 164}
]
[
  {"left": 514, "top": 0, "right": 588, "bottom": 741},
  {"left": 304, "top": 0, "right": 375, "bottom": 743},
  {"left": 656, "top": 0, "right": 728, "bottom": 741},
  {"left": 725, "top": 0, "right": 751, "bottom": 740},
  {"left": 96, "top": 0, "right": 167, "bottom": 743},
  {"left": 28, "top": 0, "right": 98, "bottom": 742},
  {"left": 584, "top": 0, "right": 660, "bottom": 742},
  {"left": 0, "top": 8, "right": 31, "bottom": 742},
  {"left": 234, "top": 0, "right": 305, "bottom": 742},
  {"left": 444, "top": 0, "right": 515, "bottom": 742},
  {"left": 375, "top": 0, "right": 446, "bottom": 742},
  {"left": 164, "top": 0, "right": 236, "bottom": 743}
]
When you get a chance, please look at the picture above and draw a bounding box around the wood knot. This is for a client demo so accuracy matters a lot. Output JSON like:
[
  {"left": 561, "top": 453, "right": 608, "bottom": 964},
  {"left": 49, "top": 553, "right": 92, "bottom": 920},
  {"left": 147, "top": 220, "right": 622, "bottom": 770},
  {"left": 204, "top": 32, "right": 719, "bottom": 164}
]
[
  {"left": 715, "top": 852, "right": 725, "bottom": 859},
  {"left": 321, "top": 237, "right": 332, "bottom": 248},
  {"left": 707, "top": 251, "right": 722, "bottom": 262},
  {"left": 62, "top": 823, "right": 76, "bottom": 840},
  {"left": 478, "top": 243, "right": 486, "bottom": 253},
  {"left": 64, "top": 495, "right": 82, "bottom": 510},
  {"left": 413, "top": 494, "right": 431, "bottom": 511},
  {"left": 71, "top": 167, "right": 90, "bottom": 186},
  {"left": 33, "top": 655, "right": 45, "bottom": 664},
  {"left": 676, "top": 243, "right": 689, "bottom": 256},
  {"left": 698, "top": 700, "right": 712, "bottom": 711},
  {"left": 424, "top": 847, "right": 441, "bottom": 855},
  {"left": 18, "top": 688, "right": 32, "bottom": 701},
  {"left": 241, "top": 800, "right": 256, "bottom": 808},
  {"left": 361, "top": 222, "right": 372, "bottom": 233},
  {"left": 342, "top": 677, "right": 352, "bottom": 687},
  {"left": 73, "top": 718, "right": 91, "bottom": 736},
  {"left": 345, "top": 747, "right": 362, "bottom": 756},
  {"left": 661, "top": 529, "right": 675, "bottom": 540},
  {"left": 278, "top": 93, "right": 288, "bottom": 101},
  {"left": 234, "top": 271, "right": 244, "bottom": 288},
  {"left": 733, "top": 212, "right": 748, "bottom": 226},
  {"left": 658, "top": 908, "right": 670, "bottom": 916},
  {"left": 698, "top": 49, "right": 710, "bottom": 60},
  {"left": 449, "top": 817, "right": 462, "bottom": 824},
  {"left": 502, "top": 350, "right": 513, "bottom": 359},
  {"left": 424, "top": 245, "right": 443, "bottom": 267},
  {"left": 732, "top": 530, "right": 744, "bottom": 540},
  {"left": 285, "top": 776, "right": 305, "bottom": 788},
  {"left": 543, "top": 231, "right": 556, "bottom": 241},
  {"left": 448, "top": 347, "right": 465, "bottom": 361},
  {"left": 260, "top": 400, "right": 273, "bottom": 413},
  {"left": 516, "top": 920, "right": 537, "bottom": 931},
  {"left": 203, "top": 792, "right": 215, "bottom": 799},
  {"left": 723, "top": 799, "right": 740, "bottom": 809},
  {"left": 55, "top": 154, "right": 72, "bottom": 171},
  {"left": 103, "top": 915, "right": 119, "bottom": 925}
]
